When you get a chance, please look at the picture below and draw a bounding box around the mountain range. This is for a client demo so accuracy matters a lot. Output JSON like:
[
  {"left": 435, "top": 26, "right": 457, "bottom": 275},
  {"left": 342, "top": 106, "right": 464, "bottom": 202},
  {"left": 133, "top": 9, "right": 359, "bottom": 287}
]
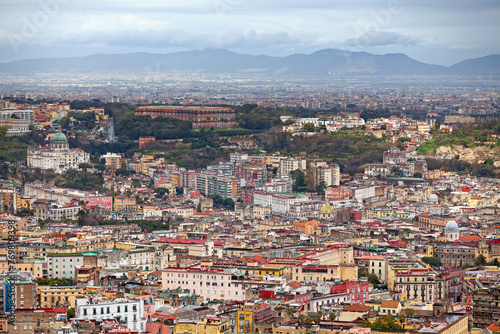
[{"left": 0, "top": 48, "right": 499, "bottom": 77}]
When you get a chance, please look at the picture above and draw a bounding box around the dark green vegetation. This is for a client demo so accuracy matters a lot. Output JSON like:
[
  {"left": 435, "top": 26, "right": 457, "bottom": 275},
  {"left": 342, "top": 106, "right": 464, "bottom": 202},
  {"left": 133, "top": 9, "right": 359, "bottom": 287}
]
[
  {"left": 421, "top": 256, "right": 443, "bottom": 267},
  {"left": 37, "top": 278, "right": 76, "bottom": 286},
  {"left": 261, "top": 129, "right": 391, "bottom": 175},
  {"left": 53, "top": 170, "right": 104, "bottom": 192},
  {"left": 0, "top": 125, "right": 45, "bottom": 163},
  {"left": 234, "top": 104, "right": 282, "bottom": 129},
  {"left": 362, "top": 315, "right": 405, "bottom": 331}
]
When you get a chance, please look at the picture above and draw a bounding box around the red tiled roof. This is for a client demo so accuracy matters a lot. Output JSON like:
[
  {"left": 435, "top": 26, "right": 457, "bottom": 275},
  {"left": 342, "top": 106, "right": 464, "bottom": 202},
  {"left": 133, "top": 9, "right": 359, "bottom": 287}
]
[
  {"left": 288, "top": 281, "right": 302, "bottom": 290},
  {"left": 341, "top": 303, "right": 372, "bottom": 312},
  {"left": 459, "top": 235, "right": 481, "bottom": 241},
  {"left": 249, "top": 255, "right": 267, "bottom": 264}
]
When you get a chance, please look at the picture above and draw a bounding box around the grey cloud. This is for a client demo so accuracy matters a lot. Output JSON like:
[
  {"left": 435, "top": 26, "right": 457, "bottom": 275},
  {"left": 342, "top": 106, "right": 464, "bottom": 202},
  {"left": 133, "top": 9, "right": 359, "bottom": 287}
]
[
  {"left": 344, "top": 30, "right": 420, "bottom": 47},
  {"left": 55, "top": 28, "right": 297, "bottom": 49}
]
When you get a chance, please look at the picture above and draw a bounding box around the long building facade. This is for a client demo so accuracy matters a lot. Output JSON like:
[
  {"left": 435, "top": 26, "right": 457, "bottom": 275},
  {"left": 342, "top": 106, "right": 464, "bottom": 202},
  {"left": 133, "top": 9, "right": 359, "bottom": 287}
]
[{"left": 134, "top": 106, "right": 236, "bottom": 129}]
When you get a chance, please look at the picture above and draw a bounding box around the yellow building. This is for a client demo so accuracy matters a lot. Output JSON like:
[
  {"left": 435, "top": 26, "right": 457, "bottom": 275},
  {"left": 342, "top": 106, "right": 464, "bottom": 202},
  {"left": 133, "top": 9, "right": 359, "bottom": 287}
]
[
  {"left": 20, "top": 196, "right": 34, "bottom": 210},
  {"left": 237, "top": 309, "right": 253, "bottom": 334},
  {"left": 38, "top": 286, "right": 84, "bottom": 308},
  {"left": 114, "top": 195, "right": 136, "bottom": 211},
  {"left": 174, "top": 318, "right": 229, "bottom": 334},
  {"left": 469, "top": 197, "right": 484, "bottom": 207},
  {"left": 156, "top": 183, "right": 176, "bottom": 195},
  {"left": 234, "top": 265, "right": 286, "bottom": 278}
]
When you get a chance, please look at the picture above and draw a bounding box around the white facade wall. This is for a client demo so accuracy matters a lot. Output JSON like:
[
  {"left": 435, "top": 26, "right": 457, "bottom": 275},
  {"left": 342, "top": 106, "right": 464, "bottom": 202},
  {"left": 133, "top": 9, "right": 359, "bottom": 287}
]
[{"left": 75, "top": 298, "right": 146, "bottom": 332}]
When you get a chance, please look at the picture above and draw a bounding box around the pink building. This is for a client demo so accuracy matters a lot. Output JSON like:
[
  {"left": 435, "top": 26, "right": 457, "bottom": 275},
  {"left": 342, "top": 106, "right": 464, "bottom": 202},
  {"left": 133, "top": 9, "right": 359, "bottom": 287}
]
[
  {"left": 330, "top": 279, "right": 369, "bottom": 303},
  {"left": 79, "top": 194, "right": 113, "bottom": 211}
]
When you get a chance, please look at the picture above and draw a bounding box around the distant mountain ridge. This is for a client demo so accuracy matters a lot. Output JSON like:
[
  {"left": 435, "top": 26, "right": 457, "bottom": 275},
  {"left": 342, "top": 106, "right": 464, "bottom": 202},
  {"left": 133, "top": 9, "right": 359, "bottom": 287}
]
[{"left": 0, "top": 48, "right": 498, "bottom": 76}]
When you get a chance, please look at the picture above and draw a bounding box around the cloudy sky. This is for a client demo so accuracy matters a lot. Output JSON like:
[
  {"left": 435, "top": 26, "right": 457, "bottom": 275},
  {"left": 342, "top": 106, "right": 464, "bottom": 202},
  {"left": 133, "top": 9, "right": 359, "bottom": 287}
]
[{"left": 0, "top": 0, "right": 498, "bottom": 65}]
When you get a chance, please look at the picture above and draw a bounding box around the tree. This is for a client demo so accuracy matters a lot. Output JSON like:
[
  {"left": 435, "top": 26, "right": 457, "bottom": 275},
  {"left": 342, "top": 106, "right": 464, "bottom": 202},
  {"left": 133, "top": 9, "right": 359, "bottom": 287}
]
[
  {"left": 291, "top": 169, "right": 306, "bottom": 191},
  {"left": 286, "top": 308, "right": 294, "bottom": 317},
  {"left": 79, "top": 163, "right": 92, "bottom": 171},
  {"left": 315, "top": 181, "right": 327, "bottom": 196},
  {"left": 94, "top": 164, "right": 106, "bottom": 171},
  {"left": 413, "top": 172, "right": 423, "bottom": 178},
  {"left": 304, "top": 317, "right": 313, "bottom": 328},
  {"left": 367, "top": 273, "right": 380, "bottom": 285},
  {"left": 302, "top": 123, "right": 316, "bottom": 132},
  {"left": 298, "top": 314, "right": 305, "bottom": 324},
  {"left": 329, "top": 312, "right": 336, "bottom": 322},
  {"left": 398, "top": 315, "right": 406, "bottom": 329},
  {"left": 0, "top": 126, "right": 7, "bottom": 138},
  {"left": 405, "top": 308, "right": 414, "bottom": 322},
  {"left": 67, "top": 308, "right": 75, "bottom": 319},
  {"left": 313, "top": 311, "right": 323, "bottom": 324},
  {"left": 421, "top": 256, "right": 443, "bottom": 267},
  {"left": 476, "top": 254, "right": 487, "bottom": 266},
  {"left": 154, "top": 187, "right": 169, "bottom": 198},
  {"left": 77, "top": 210, "right": 87, "bottom": 227}
]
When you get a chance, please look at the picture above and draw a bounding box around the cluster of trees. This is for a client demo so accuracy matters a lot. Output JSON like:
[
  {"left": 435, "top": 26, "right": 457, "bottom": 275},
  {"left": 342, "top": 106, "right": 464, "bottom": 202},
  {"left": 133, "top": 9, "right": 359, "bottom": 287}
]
[
  {"left": 37, "top": 278, "right": 76, "bottom": 286},
  {"left": 297, "top": 311, "right": 335, "bottom": 327},
  {"left": 422, "top": 256, "right": 443, "bottom": 267},
  {"left": 361, "top": 314, "right": 407, "bottom": 330},
  {"left": 360, "top": 109, "right": 393, "bottom": 121},
  {"left": 115, "top": 114, "right": 193, "bottom": 141},
  {"left": 53, "top": 170, "right": 104, "bottom": 192},
  {"left": 235, "top": 105, "right": 282, "bottom": 130},
  {"left": 210, "top": 195, "right": 235, "bottom": 210}
]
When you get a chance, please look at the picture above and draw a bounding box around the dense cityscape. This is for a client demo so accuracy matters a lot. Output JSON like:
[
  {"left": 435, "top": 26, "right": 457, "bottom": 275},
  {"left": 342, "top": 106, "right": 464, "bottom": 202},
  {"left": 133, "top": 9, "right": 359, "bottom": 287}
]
[
  {"left": 0, "top": 81, "right": 500, "bottom": 334},
  {"left": 1, "top": 1, "right": 500, "bottom": 334}
]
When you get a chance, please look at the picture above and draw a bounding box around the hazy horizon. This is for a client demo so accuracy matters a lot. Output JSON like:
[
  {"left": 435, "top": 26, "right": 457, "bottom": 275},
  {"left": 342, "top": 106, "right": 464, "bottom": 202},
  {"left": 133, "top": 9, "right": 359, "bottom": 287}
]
[{"left": 1, "top": 0, "right": 499, "bottom": 66}]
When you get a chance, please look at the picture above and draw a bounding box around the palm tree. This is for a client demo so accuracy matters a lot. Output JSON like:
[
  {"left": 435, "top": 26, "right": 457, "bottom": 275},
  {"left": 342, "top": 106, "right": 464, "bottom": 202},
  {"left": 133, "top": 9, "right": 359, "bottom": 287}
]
[
  {"left": 405, "top": 308, "right": 415, "bottom": 329},
  {"left": 298, "top": 314, "right": 305, "bottom": 324},
  {"left": 313, "top": 310, "right": 323, "bottom": 324}
]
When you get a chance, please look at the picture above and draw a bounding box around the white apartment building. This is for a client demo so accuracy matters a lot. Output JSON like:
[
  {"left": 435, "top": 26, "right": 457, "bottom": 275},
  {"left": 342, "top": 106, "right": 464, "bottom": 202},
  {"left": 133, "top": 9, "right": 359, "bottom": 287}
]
[
  {"left": 253, "top": 191, "right": 310, "bottom": 215},
  {"left": 279, "top": 157, "right": 307, "bottom": 176},
  {"left": 47, "top": 253, "right": 84, "bottom": 280},
  {"left": 75, "top": 297, "right": 146, "bottom": 332}
]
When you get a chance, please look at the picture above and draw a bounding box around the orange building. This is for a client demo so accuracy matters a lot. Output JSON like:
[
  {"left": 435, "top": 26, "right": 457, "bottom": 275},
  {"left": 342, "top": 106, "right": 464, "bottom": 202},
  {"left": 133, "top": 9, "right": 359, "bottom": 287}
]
[
  {"left": 292, "top": 220, "right": 321, "bottom": 235},
  {"left": 135, "top": 106, "right": 236, "bottom": 129}
]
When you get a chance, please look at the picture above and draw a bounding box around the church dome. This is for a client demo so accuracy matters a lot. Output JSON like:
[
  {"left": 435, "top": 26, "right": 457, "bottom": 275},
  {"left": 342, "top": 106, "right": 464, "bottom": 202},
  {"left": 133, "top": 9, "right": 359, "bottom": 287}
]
[
  {"left": 52, "top": 132, "right": 68, "bottom": 142},
  {"left": 445, "top": 220, "right": 459, "bottom": 233},
  {"left": 428, "top": 194, "right": 439, "bottom": 204},
  {"left": 320, "top": 204, "right": 334, "bottom": 214}
]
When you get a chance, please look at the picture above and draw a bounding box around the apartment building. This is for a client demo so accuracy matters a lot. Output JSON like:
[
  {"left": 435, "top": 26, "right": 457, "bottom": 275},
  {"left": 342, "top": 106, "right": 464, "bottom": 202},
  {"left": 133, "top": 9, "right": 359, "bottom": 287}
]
[{"left": 75, "top": 297, "right": 146, "bottom": 332}]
